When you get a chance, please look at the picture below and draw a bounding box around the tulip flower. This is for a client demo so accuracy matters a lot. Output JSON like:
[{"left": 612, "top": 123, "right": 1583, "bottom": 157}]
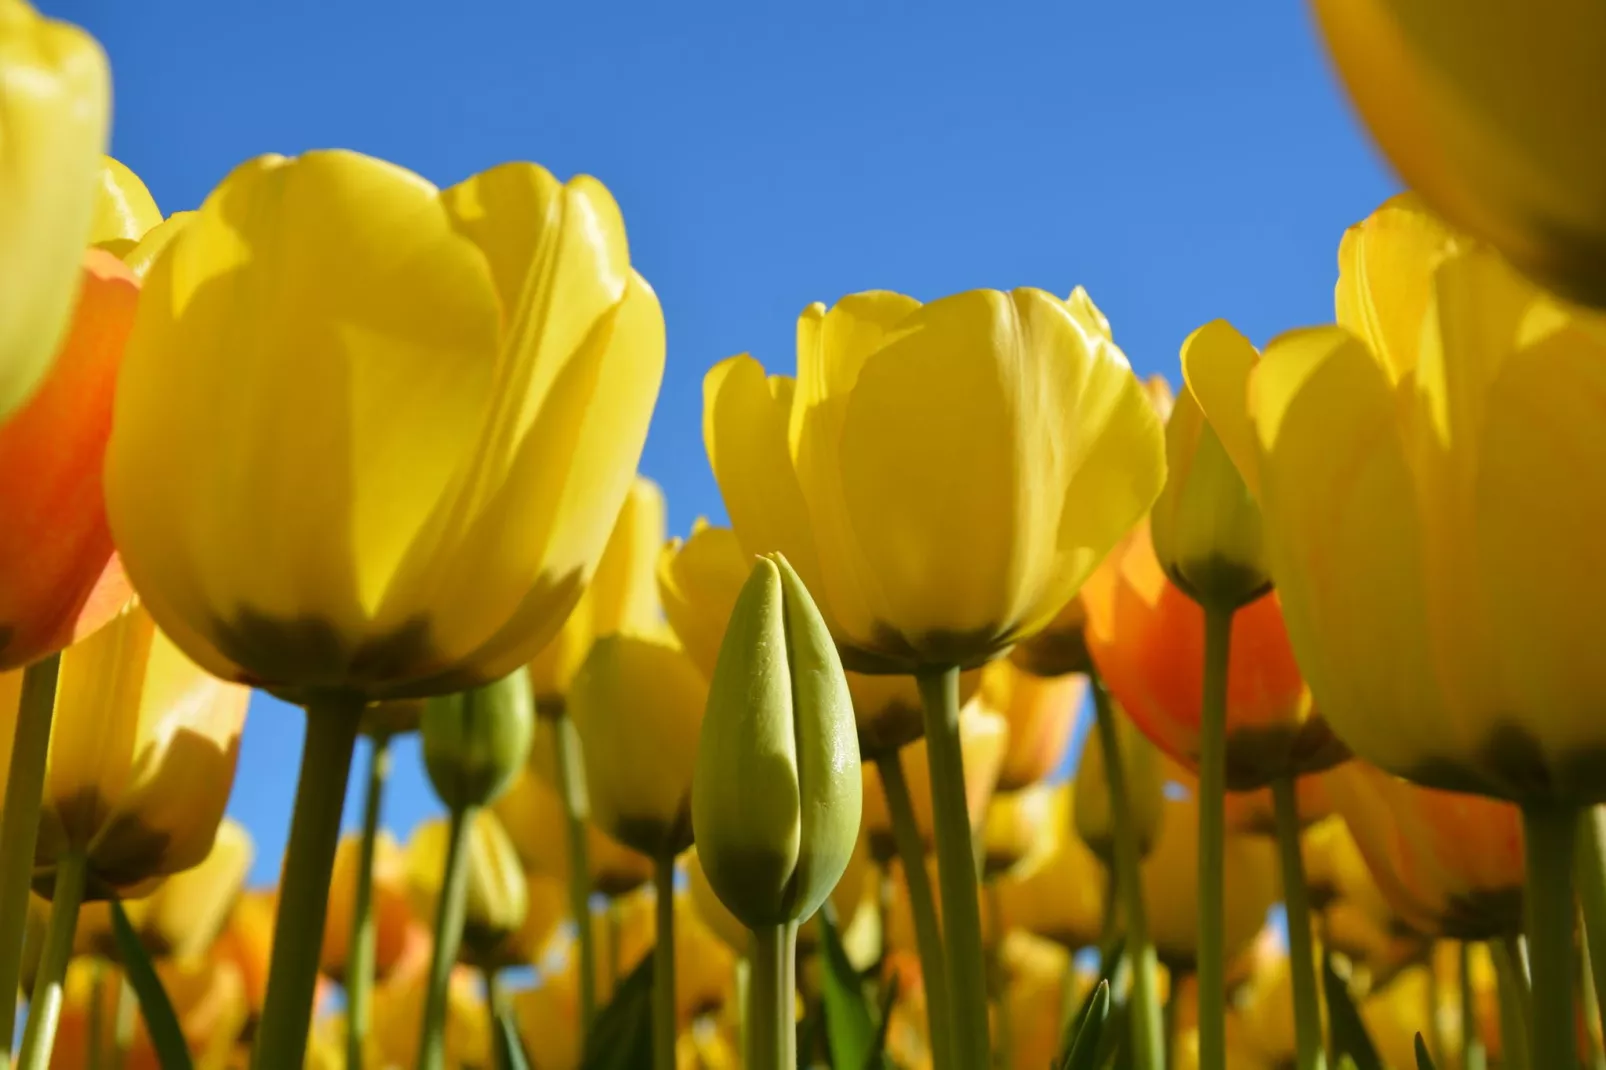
[
  {"left": 995, "top": 785, "right": 1107, "bottom": 954},
  {"left": 1311, "top": 0, "right": 1606, "bottom": 307},
  {"left": 1299, "top": 817, "right": 1428, "bottom": 988},
  {"left": 513, "top": 965, "right": 584, "bottom": 1070},
  {"left": 1188, "top": 194, "right": 1605, "bottom": 1068},
  {"left": 103, "top": 151, "right": 665, "bottom": 1062},
  {"left": 90, "top": 157, "right": 162, "bottom": 256},
  {"left": 1223, "top": 775, "right": 1331, "bottom": 839},
  {"left": 979, "top": 659, "right": 1082, "bottom": 793},
  {"left": 492, "top": 767, "right": 653, "bottom": 896},
  {"left": 1074, "top": 700, "right": 1166, "bottom": 864},
  {"left": 319, "top": 830, "right": 413, "bottom": 984},
  {"left": 404, "top": 811, "right": 544, "bottom": 969},
  {"left": 210, "top": 890, "right": 276, "bottom": 1030},
  {"left": 366, "top": 947, "right": 490, "bottom": 1070},
  {"left": 51, "top": 956, "right": 248, "bottom": 1070},
  {"left": 0, "top": 0, "right": 109, "bottom": 423},
  {"left": 704, "top": 285, "right": 1164, "bottom": 1064},
  {"left": 980, "top": 784, "right": 1058, "bottom": 881}
]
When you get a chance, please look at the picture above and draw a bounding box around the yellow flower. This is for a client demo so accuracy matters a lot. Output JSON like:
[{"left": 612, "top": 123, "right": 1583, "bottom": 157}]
[
  {"left": 368, "top": 946, "right": 489, "bottom": 1069},
  {"left": 52, "top": 956, "right": 248, "bottom": 1070},
  {"left": 404, "top": 809, "right": 532, "bottom": 970},
  {"left": 994, "top": 784, "right": 1107, "bottom": 952},
  {"left": 569, "top": 633, "right": 707, "bottom": 859},
  {"left": 1311, "top": 0, "right": 1606, "bottom": 306},
  {"left": 860, "top": 703, "right": 1007, "bottom": 862},
  {"left": 24, "top": 602, "right": 250, "bottom": 898},
  {"left": 491, "top": 766, "right": 653, "bottom": 897},
  {"left": 90, "top": 156, "right": 163, "bottom": 256},
  {"left": 319, "top": 829, "right": 414, "bottom": 983},
  {"left": 980, "top": 783, "right": 1058, "bottom": 881},
  {"left": 76, "top": 818, "right": 253, "bottom": 961},
  {"left": 531, "top": 476, "right": 667, "bottom": 711},
  {"left": 1300, "top": 814, "right": 1429, "bottom": 986},
  {"left": 0, "top": 0, "right": 109, "bottom": 422},
  {"left": 1073, "top": 706, "right": 1167, "bottom": 863},
  {"left": 980, "top": 658, "right": 1084, "bottom": 793},
  {"left": 704, "top": 286, "right": 1165, "bottom": 673},
  {"left": 1198, "top": 193, "right": 1606, "bottom": 803},
  {"left": 105, "top": 151, "right": 665, "bottom": 702}
]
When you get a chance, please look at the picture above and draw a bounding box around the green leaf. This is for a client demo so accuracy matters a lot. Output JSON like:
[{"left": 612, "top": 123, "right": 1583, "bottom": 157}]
[
  {"left": 580, "top": 950, "right": 655, "bottom": 1070},
  {"left": 1323, "top": 949, "right": 1383, "bottom": 1070},
  {"left": 109, "top": 898, "right": 193, "bottom": 1070},
  {"left": 817, "top": 906, "right": 889, "bottom": 1070},
  {"left": 1055, "top": 980, "right": 1110, "bottom": 1070},
  {"left": 1414, "top": 1033, "right": 1438, "bottom": 1070},
  {"left": 495, "top": 1004, "right": 533, "bottom": 1070}
]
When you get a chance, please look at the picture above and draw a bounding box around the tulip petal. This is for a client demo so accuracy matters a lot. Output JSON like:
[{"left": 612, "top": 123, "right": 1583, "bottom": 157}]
[
  {"left": 90, "top": 156, "right": 162, "bottom": 253},
  {"left": 1180, "top": 319, "right": 1261, "bottom": 498},
  {"left": 589, "top": 477, "right": 667, "bottom": 639}
]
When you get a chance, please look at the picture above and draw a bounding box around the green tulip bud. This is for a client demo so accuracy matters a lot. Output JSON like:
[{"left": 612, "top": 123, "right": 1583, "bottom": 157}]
[
  {"left": 422, "top": 669, "right": 535, "bottom": 812},
  {"left": 692, "top": 553, "right": 862, "bottom": 929},
  {"left": 1150, "top": 324, "right": 1272, "bottom": 612}
]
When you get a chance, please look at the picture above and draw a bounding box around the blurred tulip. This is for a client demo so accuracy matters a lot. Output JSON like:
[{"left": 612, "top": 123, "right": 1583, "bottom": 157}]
[
  {"left": 980, "top": 784, "right": 1058, "bottom": 881},
  {"left": 367, "top": 952, "right": 490, "bottom": 1070},
  {"left": 997, "top": 934, "right": 1086, "bottom": 1070},
  {"left": 1223, "top": 775, "right": 1331, "bottom": 838},
  {"left": 531, "top": 476, "right": 667, "bottom": 711},
  {"left": 1325, "top": 761, "right": 1525, "bottom": 941},
  {"left": 570, "top": 633, "right": 706, "bottom": 860},
  {"left": 1300, "top": 816, "right": 1429, "bottom": 986},
  {"left": 319, "top": 829, "right": 413, "bottom": 983},
  {"left": 76, "top": 818, "right": 252, "bottom": 962},
  {"left": 90, "top": 156, "right": 162, "bottom": 256},
  {"left": 422, "top": 669, "right": 535, "bottom": 813},
  {"left": 210, "top": 889, "right": 276, "bottom": 1024},
  {"left": 1311, "top": 0, "right": 1606, "bottom": 306},
  {"left": 1074, "top": 703, "right": 1167, "bottom": 862},
  {"left": 0, "top": 0, "right": 109, "bottom": 422},
  {"left": 405, "top": 810, "right": 530, "bottom": 970},
  {"left": 492, "top": 767, "right": 652, "bottom": 896},
  {"left": 514, "top": 966, "right": 583, "bottom": 1070},
  {"left": 50, "top": 956, "right": 247, "bottom": 1070},
  {"left": 106, "top": 150, "right": 665, "bottom": 703},
  {"left": 979, "top": 659, "right": 1083, "bottom": 792},
  {"left": 703, "top": 285, "right": 1165, "bottom": 675},
  {"left": 995, "top": 785, "right": 1107, "bottom": 952},
  {"left": 861, "top": 702, "right": 1008, "bottom": 862}
]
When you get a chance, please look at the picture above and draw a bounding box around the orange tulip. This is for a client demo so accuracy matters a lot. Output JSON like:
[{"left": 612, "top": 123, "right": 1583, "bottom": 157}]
[
  {"left": 979, "top": 659, "right": 1084, "bottom": 793},
  {"left": 0, "top": 248, "right": 133, "bottom": 669},
  {"left": 1224, "top": 774, "right": 1332, "bottom": 838},
  {"left": 1083, "top": 516, "right": 1343, "bottom": 789},
  {"left": 212, "top": 889, "right": 337, "bottom": 1027}
]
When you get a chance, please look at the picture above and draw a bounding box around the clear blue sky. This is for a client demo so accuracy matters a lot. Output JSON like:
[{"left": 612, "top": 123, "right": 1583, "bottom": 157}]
[{"left": 63, "top": 0, "right": 1395, "bottom": 885}]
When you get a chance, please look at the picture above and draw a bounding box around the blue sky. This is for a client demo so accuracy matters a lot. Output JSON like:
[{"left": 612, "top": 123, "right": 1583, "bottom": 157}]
[{"left": 64, "top": 0, "right": 1396, "bottom": 885}]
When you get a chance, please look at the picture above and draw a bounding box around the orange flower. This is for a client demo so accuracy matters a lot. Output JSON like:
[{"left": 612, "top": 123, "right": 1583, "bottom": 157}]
[
  {"left": 320, "top": 830, "right": 414, "bottom": 984},
  {"left": 1083, "top": 516, "right": 1343, "bottom": 789},
  {"left": 0, "top": 248, "right": 133, "bottom": 669}
]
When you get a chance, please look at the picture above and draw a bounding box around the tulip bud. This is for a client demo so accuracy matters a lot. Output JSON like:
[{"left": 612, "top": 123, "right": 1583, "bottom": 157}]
[
  {"left": 405, "top": 810, "right": 529, "bottom": 971},
  {"left": 1074, "top": 707, "right": 1167, "bottom": 863},
  {"left": 1150, "top": 325, "right": 1272, "bottom": 612},
  {"left": 421, "top": 669, "right": 535, "bottom": 813},
  {"left": 692, "top": 554, "right": 861, "bottom": 928}
]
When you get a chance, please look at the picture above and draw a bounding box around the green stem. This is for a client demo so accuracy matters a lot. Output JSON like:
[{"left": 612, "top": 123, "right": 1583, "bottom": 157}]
[
  {"left": 1577, "top": 808, "right": 1606, "bottom": 1057},
  {"left": 1491, "top": 937, "right": 1532, "bottom": 1070},
  {"left": 483, "top": 966, "right": 507, "bottom": 1069},
  {"left": 418, "top": 803, "right": 477, "bottom": 1070},
  {"left": 551, "top": 709, "right": 597, "bottom": 1031},
  {"left": 987, "top": 888, "right": 1013, "bottom": 1070},
  {"left": 1196, "top": 606, "right": 1233, "bottom": 1070},
  {"left": 1460, "top": 943, "right": 1487, "bottom": 1070},
  {"left": 1091, "top": 668, "right": 1166, "bottom": 1070},
  {"left": 87, "top": 960, "right": 106, "bottom": 1070},
  {"left": 1522, "top": 803, "right": 1580, "bottom": 1070},
  {"left": 874, "top": 750, "right": 953, "bottom": 1070},
  {"left": 1583, "top": 919, "right": 1606, "bottom": 1070},
  {"left": 1272, "top": 774, "right": 1325, "bottom": 1070},
  {"left": 346, "top": 730, "right": 392, "bottom": 1070},
  {"left": 251, "top": 697, "right": 363, "bottom": 1070},
  {"left": 915, "top": 666, "right": 992, "bottom": 1070},
  {"left": 652, "top": 853, "right": 678, "bottom": 1070},
  {"left": 607, "top": 898, "right": 622, "bottom": 997},
  {"left": 16, "top": 851, "right": 87, "bottom": 1070},
  {"left": 747, "top": 923, "right": 797, "bottom": 1070},
  {"left": 0, "top": 653, "right": 61, "bottom": 1067}
]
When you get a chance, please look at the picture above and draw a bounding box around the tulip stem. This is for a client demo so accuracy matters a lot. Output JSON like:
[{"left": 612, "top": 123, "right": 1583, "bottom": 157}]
[
  {"left": 1582, "top": 919, "right": 1606, "bottom": 1070},
  {"left": 652, "top": 852, "right": 678, "bottom": 1070},
  {"left": 252, "top": 696, "right": 363, "bottom": 1070},
  {"left": 874, "top": 750, "right": 954, "bottom": 1070},
  {"left": 1459, "top": 942, "right": 1486, "bottom": 1070},
  {"left": 747, "top": 922, "right": 797, "bottom": 1070},
  {"left": 1490, "top": 937, "right": 1532, "bottom": 1070},
  {"left": 1271, "top": 774, "right": 1325, "bottom": 1070},
  {"left": 1196, "top": 605, "right": 1233, "bottom": 1070},
  {"left": 346, "top": 729, "right": 392, "bottom": 1069},
  {"left": 1090, "top": 668, "right": 1166, "bottom": 1070},
  {"left": 1522, "top": 803, "right": 1580, "bottom": 1070},
  {"left": 550, "top": 709, "right": 598, "bottom": 1031},
  {"left": 16, "top": 850, "right": 87, "bottom": 1070},
  {"left": 916, "top": 665, "right": 993, "bottom": 1070},
  {"left": 0, "top": 652, "right": 62, "bottom": 1067},
  {"left": 419, "top": 802, "right": 477, "bottom": 1070},
  {"left": 1576, "top": 808, "right": 1606, "bottom": 1054}
]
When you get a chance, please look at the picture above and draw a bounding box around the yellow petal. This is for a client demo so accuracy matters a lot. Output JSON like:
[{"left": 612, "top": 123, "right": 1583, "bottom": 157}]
[
  {"left": 120, "top": 210, "right": 193, "bottom": 281},
  {"left": 589, "top": 476, "right": 667, "bottom": 638},
  {"left": 657, "top": 520, "right": 750, "bottom": 681},
  {"left": 1179, "top": 319, "right": 1261, "bottom": 498},
  {"left": 90, "top": 155, "right": 162, "bottom": 253},
  {"left": 0, "top": 0, "right": 110, "bottom": 420}
]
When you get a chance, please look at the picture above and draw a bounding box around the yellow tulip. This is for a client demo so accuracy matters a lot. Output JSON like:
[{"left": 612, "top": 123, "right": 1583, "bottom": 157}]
[
  {"left": 26, "top": 602, "right": 249, "bottom": 898},
  {"left": 1073, "top": 704, "right": 1166, "bottom": 862},
  {"left": 90, "top": 156, "right": 163, "bottom": 256},
  {"left": 319, "top": 829, "right": 414, "bottom": 983},
  {"left": 860, "top": 702, "right": 1008, "bottom": 861},
  {"left": 704, "top": 285, "right": 1165, "bottom": 673},
  {"left": 1224, "top": 775, "right": 1332, "bottom": 839},
  {"left": 514, "top": 966, "right": 583, "bottom": 1070},
  {"left": 531, "top": 475, "right": 667, "bottom": 710},
  {"left": 980, "top": 784, "right": 1059, "bottom": 881},
  {"left": 0, "top": 0, "right": 109, "bottom": 422},
  {"left": 569, "top": 633, "right": 707, "bottom": 859},
  {"left": 76, "top": 818, "right": 252, "bottom": 961},
  {"left": 51, "top": 956, "right": 248, "bottom": 1070},
  {"left": 1301, "top": 815, "right": 1429, "bottom": 986},
  {"left": 404, "top": 809, "right": 532, "bottom": 970},
  {"left": 979, "top": 658, "right": 1083, "bottom": 793},
  {"left": 1195, "top": 192, "right": 1606, "bottom": 805},
  {"left": 492, "top": 766, "right": 653, "bottom": 897},
  {"left": 367, "top": 950, "right": 489, "bottom": 1069},
  {"left": 105, "top": 151, "right": 666, "bottom": 703},
  {"left": 994, "top": 784, "right": 1107, "bottom": 952},
  {"left": 1311, "top": 0, "right": 1606, "bottom": 306}
]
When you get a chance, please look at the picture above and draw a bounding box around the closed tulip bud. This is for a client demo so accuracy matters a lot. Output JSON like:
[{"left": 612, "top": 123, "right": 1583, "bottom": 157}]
[
  {"left": 405, "top": 810, "right": 529, "bottom": 971},
  {"left": 422, "top": 669, "right": 535, "bottom": 813},
  {"left": 492, "top": 767, "right": 653, "bottom": 897},
  {"left": 981, "top": 659, "right": 1083, "bottom": 792},
  {"left": 1074, "top": 706, "right": 1167, "bottom": 863},
  {"left": 0, "top": 0, "right": 109, "bottom": 422},
  {"left": 90, "top": 156, "right": 162, "bottom": 255},
  {"left": 995, "top": 785, "right": 1106, "bottom": 952},
  {"left": 1151, "top": 328, "right": 1271, "bottom": 613},
  {"left": 980, "top": 784, "right": 1058, "bottom": 881},
  {"left": 571, "top": 633, "right": 707, "bottom": 860},
  {"left": 692, "top": 554, "right": 861, "bottom": 928},
  {"left": 319, "top": 830, "right": 413, "bottom": 983}
]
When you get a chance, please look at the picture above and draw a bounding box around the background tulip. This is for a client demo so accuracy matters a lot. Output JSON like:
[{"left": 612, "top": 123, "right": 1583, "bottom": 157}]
[
  {"left": 1074, "top": 698, "right": 1166, "bottom": 863},
  {"left": 319, "top": 829, "right": 413, "bottom": 984},
  {"left": 404, "top": 810, "right": 531, "bottom": 970},
  {"left": 0, "top": 0, "right": 109, "bottom": 423},
  {"left": 860, "top": 702, "right": 1007, "bottom": 862},
  {"left": 995, "top": 785, "right": 1107, "bottom": 954},
  {"left": 492, "top": 767, "right": 652, "bottom": 896},
  {"left": 421, "top": 669, "right": 535, "bottom": 814},
  {"left": 979, "top": 659, "right": 1082, "bottom": 793},
  {"left": 50, "top": 956, "right": 248, "bottom": 1070},
  {"left": 980, "top": 784, "right": 1057, "bottom": 881}
]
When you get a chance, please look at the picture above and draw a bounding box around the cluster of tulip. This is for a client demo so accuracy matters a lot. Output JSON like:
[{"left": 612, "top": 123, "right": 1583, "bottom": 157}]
[{"left": 7, "top": 0, "right": 1606, "bottom": 1068}]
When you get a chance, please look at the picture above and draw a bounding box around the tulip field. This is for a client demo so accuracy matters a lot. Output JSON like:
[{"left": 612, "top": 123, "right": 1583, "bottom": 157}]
[{"left": 5, "top": 1, "right": 1606, "bottom": 1069}]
